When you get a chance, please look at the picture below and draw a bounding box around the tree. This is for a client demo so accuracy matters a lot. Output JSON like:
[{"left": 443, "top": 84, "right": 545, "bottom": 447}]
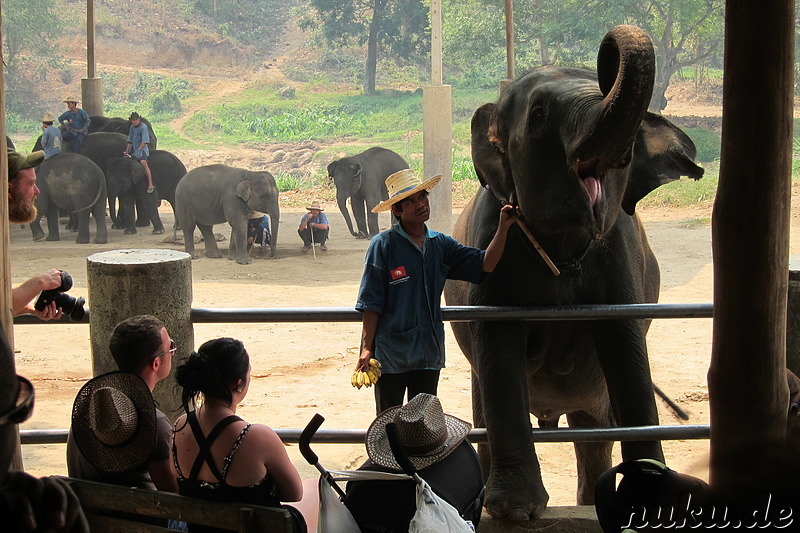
[{"left": 301, "top": 0, "right": 429, "bottom": 94}]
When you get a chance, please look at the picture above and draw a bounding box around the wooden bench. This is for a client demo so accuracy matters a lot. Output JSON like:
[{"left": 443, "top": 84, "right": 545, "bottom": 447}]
[{"left": 58, "top": 477, "right": 295, "bottom": 532}]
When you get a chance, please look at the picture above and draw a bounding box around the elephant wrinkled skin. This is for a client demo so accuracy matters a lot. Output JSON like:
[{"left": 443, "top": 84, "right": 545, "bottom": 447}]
[
  {"left": 327, "top": 147, "right": 407, "bottom": 238},
  {"left": 175, "top": 164, "right": 280, "bottom": 264},
  {"left": 443, "top": 25, "right": 704, "bottom": 521}
]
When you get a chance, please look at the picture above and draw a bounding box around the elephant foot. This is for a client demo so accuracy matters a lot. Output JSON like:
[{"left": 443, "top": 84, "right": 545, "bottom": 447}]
[
  {"left": 355, "top": 232, "right": 367, "bottom": 239},
  {"left": 190, "top": 253, "right": 200, "bottom": 260},
  {"left": 205, "top": 252, "right": 222, "bottom": 259},
  {"left": 32, "top": 234, "right": 45, "bottom": 242},
  {"left": 484, "top": 472, "right": 549, "bottom": 521},
  {"left": 135, "top": 220, "right": 150, "bottom": 227},
  {"left": 124, "top": 229, "right": 137, "bottom": 235},
  {"left": 45, "top": 235, "right": 60, "bottom": 242},
  {"left": 236, "top": 257, "right": 252, "bottom": 265},
  {"left": 94, "top": 238, "right": 108, "bottom": 244},
  {"left": 112, "top": 223, "right": 124, "bottom": 230},
  {"left": 76, "top": 238, "right": 90, "bottom": 244},
  {"left": 152, "top": 228, "right": 164, "bottom": 235}
]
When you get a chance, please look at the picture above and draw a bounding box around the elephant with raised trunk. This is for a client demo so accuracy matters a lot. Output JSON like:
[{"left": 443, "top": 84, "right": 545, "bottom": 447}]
[
  {"left": 175, "top": 164, "right": 280, "bottom": 264},
  {"left": 31, "top": 153, "right": 108, "bottom": 244},
  {"left": 327, "top": 147, "right": 407, "bottom": 238},
  {"left": 443, "top": 25, "right": 704, "bottom": 520}
]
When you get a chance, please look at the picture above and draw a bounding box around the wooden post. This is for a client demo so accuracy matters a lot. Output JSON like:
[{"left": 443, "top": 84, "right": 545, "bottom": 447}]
[
  {"left": 505, "top": 0, "right": 514, "bottom": 80},
  {"left": 709, "top": 0, "right": 794, "bottom": 493}
]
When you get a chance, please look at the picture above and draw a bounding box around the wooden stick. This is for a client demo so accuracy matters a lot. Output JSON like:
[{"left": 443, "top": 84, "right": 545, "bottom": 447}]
[{"left": 513, "top": 217, "right": 560, "bottom": 276}]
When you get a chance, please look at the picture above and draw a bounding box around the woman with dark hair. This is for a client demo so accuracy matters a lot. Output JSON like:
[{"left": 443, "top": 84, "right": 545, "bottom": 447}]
[{"left": 171, "top": 338, "right": 317, "bottom": 533}]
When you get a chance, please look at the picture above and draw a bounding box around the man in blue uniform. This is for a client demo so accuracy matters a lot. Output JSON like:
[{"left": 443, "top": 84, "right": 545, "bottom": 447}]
[
  {"left": 40, "top": 113, "right": 62, "bottom": 160},
  {"left": 355, "top": 169, "right": 516, "bottom": 413},
  {"left": 125, "top": 112, "right": 155, "bottom": 193},
  {"left": 58, "top": 97, "right": 90, "bottom": 152}
]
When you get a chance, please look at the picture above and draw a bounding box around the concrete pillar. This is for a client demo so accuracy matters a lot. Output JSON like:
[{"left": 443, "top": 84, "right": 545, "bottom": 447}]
[
  {"left": 81, "top": 78, "right": 103, "bottom": 117},
  {"left": 423, "top": 84, "right": 453, "bottom": 233},
  {"left": 87, "top": 249, "right": 193, "bottom": 420}
]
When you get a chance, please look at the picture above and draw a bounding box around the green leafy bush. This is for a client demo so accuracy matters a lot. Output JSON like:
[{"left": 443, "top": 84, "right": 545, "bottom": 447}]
[{"left": 683, "top": 127, "right": 721, "bottom": 163}]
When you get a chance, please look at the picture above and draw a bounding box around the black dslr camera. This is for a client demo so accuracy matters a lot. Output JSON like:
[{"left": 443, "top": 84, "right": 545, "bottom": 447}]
[{"left": 34, "top": 270, "right": 86, "bottom": 321}]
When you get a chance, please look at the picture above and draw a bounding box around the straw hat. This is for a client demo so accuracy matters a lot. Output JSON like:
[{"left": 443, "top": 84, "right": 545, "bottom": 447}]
[
  {"left": 63, "top": 96, "right": 79, "bottom": 103},
  {"left": 7, "top": 149, "right": 44, "bottom": 178},
  {"left": 41, "top": 113, "right": 54, "bottom": 123},
  {"left": 365, "top": 393, "right": 471, "bottom": 470},
  {"left": 306, "top": 200, "right": 324, "bottom": 211},
  {"left": 371, "top": 169, "right": 441, "bottom": 213},
  {"left": 71, "top": 371, "right": 156, "bottom": 473}
]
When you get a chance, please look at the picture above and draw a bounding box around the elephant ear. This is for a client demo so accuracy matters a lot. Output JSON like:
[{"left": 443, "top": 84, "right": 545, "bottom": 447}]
[
  {"left": 352, "top": 161, "right": 363, "bottom": 189},
  {"left": 327, "top": 160, "right": 338, "bottom": 177},
  {"left": 622, "top": 113, "right": 705, "bottom": 215},
  {"left": 471, "top": 103, "right": 515, "bottom": 204},
  {"left": 130, "top": 159, "right": 146, "bottom": 185},
  {"left": 236, "top": 178, "right": 252, "bottom": 202}
]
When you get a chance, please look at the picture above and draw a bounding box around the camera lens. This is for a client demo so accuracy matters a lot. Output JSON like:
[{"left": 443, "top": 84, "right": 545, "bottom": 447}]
[{"left": 54, "top": 293, "right": 86, "bottom": 322}]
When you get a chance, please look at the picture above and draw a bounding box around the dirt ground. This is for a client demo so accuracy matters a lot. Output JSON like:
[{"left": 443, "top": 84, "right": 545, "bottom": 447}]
[{"left": 11, "top": 181, "right": 799, "bottom": 507}]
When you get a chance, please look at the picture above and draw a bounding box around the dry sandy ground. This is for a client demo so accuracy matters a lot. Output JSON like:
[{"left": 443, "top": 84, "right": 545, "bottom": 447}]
[{"left": 8, "top": 189, "right": 800, "bottom": 507}]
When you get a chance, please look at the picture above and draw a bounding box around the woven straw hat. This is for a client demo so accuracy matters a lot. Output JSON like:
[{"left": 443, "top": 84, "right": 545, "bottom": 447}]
[
  {"left": 365, "top": 393, "right": 471, "bottom": 470},
  {"left": 371, "top": 169, "right": 441, "bottom": 213},
  {"left": 41, "top": 113, "right": 55, "bottom": 123},
  {"left": 63, "top": 96, "right": 79, "bottom": 103},
  {"left": 71, "top": 371, "right": 156, "bottom": 473},
  {"left": 306, "top": 200, "right": 324, "bottom": 211}
]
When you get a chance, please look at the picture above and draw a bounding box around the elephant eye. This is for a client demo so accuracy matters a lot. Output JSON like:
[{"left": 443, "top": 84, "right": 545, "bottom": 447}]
[{"left": 527, "top": 104, "right": 547, "bottom": 135}]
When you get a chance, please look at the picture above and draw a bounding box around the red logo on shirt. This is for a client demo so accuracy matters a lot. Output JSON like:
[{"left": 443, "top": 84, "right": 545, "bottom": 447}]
[{"left": 391, "top": 266, "right": 407, "bottom": 280}]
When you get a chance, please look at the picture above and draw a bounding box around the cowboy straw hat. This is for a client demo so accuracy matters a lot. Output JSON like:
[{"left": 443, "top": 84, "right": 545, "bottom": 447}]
[
  {"left": 306, "top": 200, "right": 324, "bottom": 211},
  {"left": 71, "top": 371, "right": 156, "bottom": 473},
  {"left": 63, "top": 96, "right": 79, "bottom": 103},
  {"left": 41, "top": 113, "right": 55, "bottom": 123},
  {"left": 371, "top": 169, "right": 441, "bottom": 213},
  {"left": 7, "top": 149, "right": 44, "bottom": 178},
  {"left": 365, "top": 393, "right": 471, "bottom": 470}
]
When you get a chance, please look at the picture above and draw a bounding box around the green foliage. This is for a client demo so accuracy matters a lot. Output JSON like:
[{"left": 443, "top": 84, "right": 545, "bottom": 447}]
[
  {"left": 639, "top": 163, "right": 718, "bottom": 208},
  {"left": 683, "top": 128, "right": 721, "bottom": 163},
  {"left": 274, "top": 171, "right": 316, "bottom": 191},
  {"left": 193, "top": 0, "right": 297, "bottom": 51}
]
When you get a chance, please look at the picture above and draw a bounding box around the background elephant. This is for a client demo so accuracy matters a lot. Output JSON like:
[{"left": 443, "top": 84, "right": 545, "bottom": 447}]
[
  {"left": 74, "top": 132, "right": 128, "bottom": 223},
  {"left": 30, "top": 153, "right": 108, "bottom": 244},
  {"left": 327, "top": 147, "right": 407, "bottom": 238},
  {"left": 443, "top": 25, "right": 704, "bottom": 520},
  {"left": 88, "top": 115, "right": 158, "bottom": 149},
  {"left": 106, "top": 150, "right": 187, "bottom": 235},
  {"left": 175, "top": 164, "right": 280, "bottom": 264}
]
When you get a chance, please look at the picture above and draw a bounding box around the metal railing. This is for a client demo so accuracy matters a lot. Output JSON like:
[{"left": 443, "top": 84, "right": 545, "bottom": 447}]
[{"left": 17, "top": 302, "right": 714, "bottom": 446}]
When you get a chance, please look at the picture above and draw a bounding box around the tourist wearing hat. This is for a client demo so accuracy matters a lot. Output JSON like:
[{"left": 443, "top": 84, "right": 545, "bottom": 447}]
[
  {"left": 124, "top": 112, "right": 155, "bottom": 193},
  {"left": 40, "top": 112, "right": 62, "bottom": 160},
  {"left": 67, "top": 315, "right": 177, "bottom": 493},
  {"left": 355, "top": 169, "right": 516, "bottom": 413},
  {"left": 344, "top": 393, "right": 484, "bottom": 531},
  {"left": 172, "top": 337, "right": 318, "bottom": 532},
  {"left": 58, "top": 96, "right": 91, "bottom": 152},
  {"left": 247, "top": 210, "right": 272, "bottom": 258},
  {"left": 6, "top": 148, "right": 64, "bottom": 321},
  {"left": 298, "top": 199, "right": 329, "bottom": 253}
]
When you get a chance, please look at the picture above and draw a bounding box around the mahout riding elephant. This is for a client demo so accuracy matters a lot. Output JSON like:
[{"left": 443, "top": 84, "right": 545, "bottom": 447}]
[
  {"left": 175, "top": 164, "right": 280, "bottom": 264},
  {"left": 443, "top": 25, "right": 704, "bottom": 520},
  {"left": 30, "top": 153, "right": 108, "bottom": 244},
  {"left": 327, "top": 147, "right": 407, "bottom": 238},
  {"left": 88, "top": 115, "right": 157, "bottom": 149},
  {"left": 106, "top": 150, "right": 187, "bottom": 235}
]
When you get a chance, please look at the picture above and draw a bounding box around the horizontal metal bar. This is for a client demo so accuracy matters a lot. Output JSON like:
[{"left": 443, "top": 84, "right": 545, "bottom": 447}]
[
  {"left": 21, "top": 425, "right": 710, "bottom": 445},
  {"left": 13, "top": 304, "right": 714, "bottom": 326}
]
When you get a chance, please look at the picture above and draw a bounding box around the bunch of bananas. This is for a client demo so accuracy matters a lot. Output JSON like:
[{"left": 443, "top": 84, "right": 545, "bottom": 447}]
[{"left": 351, "top": 358, "right": 382, "bottom": 389}]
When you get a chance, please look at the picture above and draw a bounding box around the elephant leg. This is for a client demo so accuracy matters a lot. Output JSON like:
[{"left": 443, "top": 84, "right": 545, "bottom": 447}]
[
  {"left": 93, "top": 201, "right": 108, "bottom": 244},
  {"left": 595, "top": 320, "right": 664, "bottom": 462},
  {"left": 230, "top": 223, "right": 251, "bottom": 265},
  {"left": 45, "top": 203, "right": 61, "bottom": 241},
  {"left": 471, "top": 371, "right": 491, "bottom": 484},
  {"left": 149, "top": 199, "right": 165, "bottom": 235},
  {"left": 197, "top": 224, "right": 221, "bottom": 258},
  {"left": 108, "top": 195, "right": 119, "bottom": 225},
  {"left": 367, "top": 211, "right": 380, "bottom": 237},
  {"left": 135, "top": 196, "right": 150, "bottom": 227},
  {"left": 30, "top": 199, "right": 46, "bottom": 241},
  {"left": 567, "top": 409, "right": 614, "bottom": 505},
  {"left": 75, "top": 211, "right": 91, "bottom": 243},
  {"left": 121, "top": 196, "right": 137, "bottom": 235},
  {"left": 475, "top": 322, "right": 549, "bottom": 520},
  {"left": 337, "top": 200, "right": 358, "bottom": 237},
  {"left": 351, "top": 195, "right": 368, "bottom": 236},
  {"left": 181, "top": 222, "right": 199, "bottom": 259}
]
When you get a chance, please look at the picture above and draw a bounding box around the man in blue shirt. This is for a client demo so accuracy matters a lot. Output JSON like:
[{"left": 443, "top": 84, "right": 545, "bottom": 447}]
[
  {"left": 58, "top": 97, "right": 90, "bottom": 152},
  {"left": 298, "top": 200, "right": 330, "bottom": 252},
  {"left": 355, "top": 169, "right": 515, "bottom": 413},
  {"left": 125, "top": 112, "right": 155, "bottom": 193},
  {"left": 40, "top": 113, "right": 62, "bottom": 160}
]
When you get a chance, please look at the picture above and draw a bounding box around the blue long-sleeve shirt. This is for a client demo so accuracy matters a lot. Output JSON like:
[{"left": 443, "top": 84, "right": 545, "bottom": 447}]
[
  {"left": 356, "top": 224, "right": 485, "bottom": 373},
  {"left": 58, "top": 109, "right": 91, "bottom": 132},
  {"left": 127, "top": 123, "right": 150, "bottom": 159}
]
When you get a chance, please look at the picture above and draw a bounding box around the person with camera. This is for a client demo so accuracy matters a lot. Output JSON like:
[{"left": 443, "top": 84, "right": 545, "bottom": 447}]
[{"left": 6, "top": 149, "right": 62, "bottom": 321}]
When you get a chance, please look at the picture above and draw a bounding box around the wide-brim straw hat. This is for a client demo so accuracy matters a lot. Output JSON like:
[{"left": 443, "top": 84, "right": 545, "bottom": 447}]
[
  {"left": 41, "top": 113, "right": 54, "bottom": 123},
  {"left": 63, "top": 96, "right": 79, "bottom": 103},
  {"left": 71, "top": 371, "right": 156, "bottom": 473},
  {"left": 365, "top": 393, "right": 471, "bottom": 470},
  {"left": 306, "top": 200, "right": 324, "bottom": 211},
  {"left": 372, "top": 169, "right": 441, "bottom": 213}
]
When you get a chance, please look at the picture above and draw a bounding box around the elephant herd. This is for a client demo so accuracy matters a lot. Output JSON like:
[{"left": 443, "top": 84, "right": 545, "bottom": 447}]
[{"left": 19, "top": 26, "right": 719, "bottom": 522}]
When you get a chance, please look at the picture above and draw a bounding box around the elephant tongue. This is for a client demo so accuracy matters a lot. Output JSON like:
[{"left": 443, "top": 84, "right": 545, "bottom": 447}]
[{"left": 584, "top": 177, "right": 601, "bottom": 206}]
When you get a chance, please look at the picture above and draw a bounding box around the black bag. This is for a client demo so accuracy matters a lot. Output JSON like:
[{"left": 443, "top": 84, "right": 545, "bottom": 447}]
[
  {"left": 344, "top": 441, "right": 484, "bottom": 533},
  {"left": 595, "top": 459, "right": 709, "bottom": 532}
]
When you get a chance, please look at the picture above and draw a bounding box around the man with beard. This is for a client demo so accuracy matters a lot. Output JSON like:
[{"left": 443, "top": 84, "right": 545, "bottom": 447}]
[{"left": 7, "top": 149, "right": 63, "bottom": 320}]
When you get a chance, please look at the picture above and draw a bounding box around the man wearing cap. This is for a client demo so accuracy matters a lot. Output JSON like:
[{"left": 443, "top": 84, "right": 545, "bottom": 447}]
[
  {"left": 298, "top": 200, "right": 330, "bottom": 252},
  {"left": 66, "top": 315, "right": 178, "bottom": 493},
  {"left": 6, "top": 148, "right": 63, "bottom": 320},
  {"left": 355, "top": 169, "right": 516, "bottom": 413},
  {"left": 58, "top": 97, "right": 90, "bottom": 152},
  {"left": 40, "top": 113, "right": 62, "bottom": 160},
  {"left": 125, "top": 112, "right": 155, "bottom": 194}
]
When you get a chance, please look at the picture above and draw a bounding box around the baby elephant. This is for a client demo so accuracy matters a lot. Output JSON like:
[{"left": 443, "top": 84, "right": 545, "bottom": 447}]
[{"left": 175, "top": 164, "right": 280, "bottom": 264}]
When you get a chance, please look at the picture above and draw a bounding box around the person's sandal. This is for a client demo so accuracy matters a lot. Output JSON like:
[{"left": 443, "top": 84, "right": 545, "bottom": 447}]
[
  {"left": 146, "top": 185, "right": 155, "bottom": 193},
  {"left": 302, "top": 245, "right": 310, "bottom": 253},
  {"left": 321, "top": 244, "right": 328, "bottom": 251}
]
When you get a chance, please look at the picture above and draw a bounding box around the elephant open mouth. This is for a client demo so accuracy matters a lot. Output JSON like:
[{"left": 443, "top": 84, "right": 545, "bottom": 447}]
[{"left": 576, "top": 158, "right": 603, "bottom": 207}]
